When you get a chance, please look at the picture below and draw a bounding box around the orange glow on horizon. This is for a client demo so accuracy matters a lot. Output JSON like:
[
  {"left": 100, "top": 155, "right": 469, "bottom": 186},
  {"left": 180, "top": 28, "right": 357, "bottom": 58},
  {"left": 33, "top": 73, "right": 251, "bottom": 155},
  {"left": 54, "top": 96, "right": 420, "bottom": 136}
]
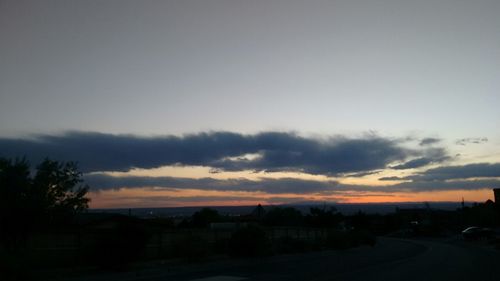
[{"left": 88, "top": 188, "right": 495, "bottom": 209}]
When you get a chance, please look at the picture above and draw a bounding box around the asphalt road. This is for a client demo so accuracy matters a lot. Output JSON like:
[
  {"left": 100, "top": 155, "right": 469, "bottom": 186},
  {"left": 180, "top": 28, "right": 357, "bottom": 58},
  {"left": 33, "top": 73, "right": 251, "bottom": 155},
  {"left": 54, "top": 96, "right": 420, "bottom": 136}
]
[{"left": 64, "top": 237, "right": 500, "bottom": 281}]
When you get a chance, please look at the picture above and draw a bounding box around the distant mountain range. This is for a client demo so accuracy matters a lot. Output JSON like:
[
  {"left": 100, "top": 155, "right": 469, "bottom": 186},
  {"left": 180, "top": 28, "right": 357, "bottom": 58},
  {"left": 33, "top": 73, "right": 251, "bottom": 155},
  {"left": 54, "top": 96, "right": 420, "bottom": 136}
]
[{"left": 89, "top": 201, "right": 470, "bottom": 218}]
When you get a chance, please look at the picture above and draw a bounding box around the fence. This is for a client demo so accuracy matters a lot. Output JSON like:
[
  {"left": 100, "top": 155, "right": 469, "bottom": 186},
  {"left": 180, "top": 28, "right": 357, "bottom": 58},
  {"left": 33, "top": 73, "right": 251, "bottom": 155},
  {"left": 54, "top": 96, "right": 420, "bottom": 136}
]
[{"left": 24, "top": 227, "right": 330, "bottom": 266}]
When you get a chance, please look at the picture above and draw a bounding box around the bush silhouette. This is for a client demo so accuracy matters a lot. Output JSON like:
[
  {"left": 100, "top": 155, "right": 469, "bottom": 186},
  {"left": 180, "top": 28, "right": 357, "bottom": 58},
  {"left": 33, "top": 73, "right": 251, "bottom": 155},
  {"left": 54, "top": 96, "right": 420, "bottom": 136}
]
[
  {"left": 306, "top": 207, "right": 343, "bottom": 228},
  {"left": 263, "top": 207, "right": 303, "bottom": 226},
  {"left": 352, "top": 229, "right": 377, "bottom": 247},
  {"left": 191, "top": 208, "right": 221, "bottom": 228},
  {"left": 0, "top": 158, "right": 89, "bottom": 239},
  {"left": 0, "top": 247, "right": 37, "bottom": 281},
  {"left": 88, "top": 219, "right": 150, "bottom": 269},
  {"left": 172, "top": 232, "right": 210, "bottom": 261},
  {"left": 325, "top": 229, "right": 376, "bottom": 250},
  {"left": 272, "top": 236, "right": 308, "bottom": 254},
  {"left": 325, "top": 230, "right": 353, "bottom": 250},
  {"left": 229, "top": 226, "right": 270, "bottom": 257},
  {"left": 0, "top": 158, "right": 90, "bottom": 278}
]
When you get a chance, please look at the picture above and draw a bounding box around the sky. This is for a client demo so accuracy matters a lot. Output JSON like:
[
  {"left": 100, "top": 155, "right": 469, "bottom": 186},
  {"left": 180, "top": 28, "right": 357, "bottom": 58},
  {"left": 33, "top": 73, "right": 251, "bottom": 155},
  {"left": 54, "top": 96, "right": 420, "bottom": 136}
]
[{"left": 1, "top": 0, "right": 500, "bottom": 208}]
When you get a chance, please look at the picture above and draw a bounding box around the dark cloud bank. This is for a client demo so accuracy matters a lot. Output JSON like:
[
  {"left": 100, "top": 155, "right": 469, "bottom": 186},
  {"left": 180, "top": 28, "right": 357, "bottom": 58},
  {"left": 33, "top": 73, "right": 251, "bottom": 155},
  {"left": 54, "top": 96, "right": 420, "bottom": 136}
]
[
  {"left": 83, "top": 173, "right": 500, "bottom": 194},
  {"left": 3, "top": 131, "right": 498, "bottom": 194},
  {"left": 0, "top": 131, "right": 443, "bottom": 174},
  {"left": 380, "top": 163, "right": 500, "bottom": 182},
  {"left": 84, "top": 175, "right": 343, "bottom": 194},
  {"left": 390, "top": 148, "right": 450, "bottom": 170}
]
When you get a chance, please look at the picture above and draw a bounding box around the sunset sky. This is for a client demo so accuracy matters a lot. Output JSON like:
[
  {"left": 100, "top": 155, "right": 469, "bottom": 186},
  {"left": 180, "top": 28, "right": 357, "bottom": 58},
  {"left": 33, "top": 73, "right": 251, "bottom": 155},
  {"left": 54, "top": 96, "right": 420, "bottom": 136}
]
[{"left": 1, "top": 0, "right": 500, "bottom": 208}]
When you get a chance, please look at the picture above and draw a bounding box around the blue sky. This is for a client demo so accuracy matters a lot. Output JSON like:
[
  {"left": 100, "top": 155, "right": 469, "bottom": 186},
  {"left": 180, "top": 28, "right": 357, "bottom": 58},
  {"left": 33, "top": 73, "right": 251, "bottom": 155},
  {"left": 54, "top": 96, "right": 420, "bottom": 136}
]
[{"left": 1, "top": 0, "right": 499, "bottom": 207}]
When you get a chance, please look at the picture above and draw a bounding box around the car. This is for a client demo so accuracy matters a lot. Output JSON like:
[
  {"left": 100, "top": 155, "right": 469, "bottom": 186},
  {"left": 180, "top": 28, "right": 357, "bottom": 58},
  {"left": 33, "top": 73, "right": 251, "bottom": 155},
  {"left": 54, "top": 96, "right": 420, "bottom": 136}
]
[{"left": 461, "top": 226, "right": 494, "bottom": 240}]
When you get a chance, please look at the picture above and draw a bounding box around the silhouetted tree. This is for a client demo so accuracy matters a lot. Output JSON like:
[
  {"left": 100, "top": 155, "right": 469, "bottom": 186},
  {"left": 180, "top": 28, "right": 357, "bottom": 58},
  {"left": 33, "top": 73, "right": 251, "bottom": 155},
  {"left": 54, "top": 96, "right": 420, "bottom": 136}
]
[
  {"left": 306, "top": 206, "right": 343, "bottom": 228},
  {"left": 0, "top": 158, "right": 32, "bottom": 252},
  {"left": 263, "top": 207, "right": 303, "bottom": 226},
  {"left": 229, "top": 225, "right": 270, "bottom": 257},
  {"left": 32, "top": 159, "right": 90, "bottom": 225},
  {"left": 89, "top": 217, "right": 150, "bottom": 269},
  {"left": 350, "top": 211, "right": 371, "bottom": 230},
  {"left": 0, "top": 158, "right": 90, "bottom": 250},
  {"left": 191, "top": 207, "right": 221, "bottom": 228}
]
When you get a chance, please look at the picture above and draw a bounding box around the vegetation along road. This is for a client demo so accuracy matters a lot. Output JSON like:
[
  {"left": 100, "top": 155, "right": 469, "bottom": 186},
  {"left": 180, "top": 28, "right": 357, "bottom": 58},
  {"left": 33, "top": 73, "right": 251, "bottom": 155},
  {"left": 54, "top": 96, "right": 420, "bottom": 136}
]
[{"left": 62, "top": 237, "right": 500, "bottom": 281}]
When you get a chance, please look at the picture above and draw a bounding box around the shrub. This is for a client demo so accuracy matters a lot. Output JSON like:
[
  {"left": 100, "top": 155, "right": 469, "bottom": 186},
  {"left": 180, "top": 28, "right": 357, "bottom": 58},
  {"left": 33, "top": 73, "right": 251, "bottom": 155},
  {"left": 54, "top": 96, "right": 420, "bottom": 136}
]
[
  {"left": 325, "top": 230, "right": 353, "bottom": 250},
  {"left": 272, "top": 236, "right": 309, "bottom": 254},
  {"left": 172, "top": 232, "right": 211, "bottom": 261},
  {"left": 229, "top": 226, "right": 270, "bottom": 257},
  {"left": 191, "top": 208, "right": 221, "bottom": 228},
  {"left": 0, "top": 247, "right": 36, "bottom": 281},
  {"left": 351, "top": 229, "right": 377, "bottom": 247},
  {"left": 325, "top": 229, "right": 376, "bottom": 250},
  {"left": 264, "top": 207, "right": 303, "bottom": 227},
  {"left": 88, "top": 221, "right": 150, "bottom": 270}
]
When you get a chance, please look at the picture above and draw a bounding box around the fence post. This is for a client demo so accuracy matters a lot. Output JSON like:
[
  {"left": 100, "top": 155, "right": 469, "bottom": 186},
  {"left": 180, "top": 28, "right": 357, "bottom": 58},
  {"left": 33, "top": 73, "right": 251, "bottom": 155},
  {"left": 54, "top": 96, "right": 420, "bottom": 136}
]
[
  {"left": 158, "top": 230, "right": 163, "bottom": 258},
  {"left": 76, "top": 230, "right": 82, "bottom": 265}
]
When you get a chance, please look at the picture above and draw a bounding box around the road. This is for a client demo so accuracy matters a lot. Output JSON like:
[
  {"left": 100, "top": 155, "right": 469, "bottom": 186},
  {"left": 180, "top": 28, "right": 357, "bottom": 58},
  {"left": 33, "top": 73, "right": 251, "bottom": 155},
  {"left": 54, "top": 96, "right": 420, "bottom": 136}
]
[{"left": 64, "top": 237, "right": 500, "bottom": 281}]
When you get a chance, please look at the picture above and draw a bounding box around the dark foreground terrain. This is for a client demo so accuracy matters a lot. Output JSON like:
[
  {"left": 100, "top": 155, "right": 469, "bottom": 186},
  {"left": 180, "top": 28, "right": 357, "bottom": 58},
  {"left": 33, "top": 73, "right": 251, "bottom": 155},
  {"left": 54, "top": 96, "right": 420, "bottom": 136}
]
[{"left": 58, "top": 237, "right": 500, "bottom": 281}]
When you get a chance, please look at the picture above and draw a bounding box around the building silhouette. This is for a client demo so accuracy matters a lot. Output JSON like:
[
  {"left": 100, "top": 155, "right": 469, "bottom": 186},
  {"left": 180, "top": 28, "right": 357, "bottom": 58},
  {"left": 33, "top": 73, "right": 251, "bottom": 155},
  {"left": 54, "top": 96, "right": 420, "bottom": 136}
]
[{"left": 494, "top": 188, "right": 500, "bottom": 205}]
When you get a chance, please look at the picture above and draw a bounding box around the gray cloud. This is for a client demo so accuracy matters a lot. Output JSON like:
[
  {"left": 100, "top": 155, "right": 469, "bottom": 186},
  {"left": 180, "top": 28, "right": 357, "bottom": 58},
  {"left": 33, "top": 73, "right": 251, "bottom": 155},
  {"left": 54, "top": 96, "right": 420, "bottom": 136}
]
[
  {"left": 403, "top": 163, "right": 500, "bottom": 182},
  {"left": 378, "top": 176, "right": 405, "bottom": 181},
  {"left": 85, "top": 166, "right": 500, "bottom": 195},
  {"left": 369, "top": 178, "right": 500, "bottom": 193},
  {"left": 125, "top": 195, "right": 263, "bottom": 203},
  {"left": 0, "top": 131, "right": 425, "bottom": 176},
  {"left": 379, "top": 163, "right": 500, "bottom": 185},
  {"left": 210, "top": 136, "right": 411, "bottom": 175},
  {"left": 375, "top": 177, "right": 500, "bottom": 192},
  {"left": 456, "top": 137, "right": 488, "bottom": 146},
  {"left": 390, "top": 147, "right": 450, "bottom": 170},
  {"left": 85, "top": 174, "right": 343, "bottom": 194},
  {"left": 391, "top": 179, "right": 500, "bottom": 192},
  {"left": 419, "top": 137, "right": 441, "bottom": 146},
  {"left": 101, "top": 194, "right": 334, "bottom": 207},
  {"left": 390, "top": 157, "right": 438, "bottom": 170}
]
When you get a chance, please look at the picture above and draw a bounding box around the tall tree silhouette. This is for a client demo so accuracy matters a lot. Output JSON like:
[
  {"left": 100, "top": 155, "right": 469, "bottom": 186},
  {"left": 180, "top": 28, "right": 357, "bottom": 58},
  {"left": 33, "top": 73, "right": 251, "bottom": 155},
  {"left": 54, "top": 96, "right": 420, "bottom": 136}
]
[{"left": 0, "top": 158, "right": 90, "bottom": 250}]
